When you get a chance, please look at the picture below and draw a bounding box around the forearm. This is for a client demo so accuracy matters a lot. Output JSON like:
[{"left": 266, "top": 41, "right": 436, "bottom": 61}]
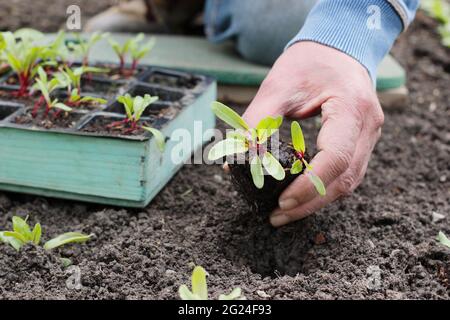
[{"left": 287, "top": 0, "right": 419, "bottom": 83}]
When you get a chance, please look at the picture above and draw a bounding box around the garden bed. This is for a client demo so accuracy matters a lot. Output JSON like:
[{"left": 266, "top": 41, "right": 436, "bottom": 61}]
[{"left": 0, "top": 11, "right": 449, "bottom": 300}]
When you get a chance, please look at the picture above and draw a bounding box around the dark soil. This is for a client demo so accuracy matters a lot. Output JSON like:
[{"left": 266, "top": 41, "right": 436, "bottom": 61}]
[
  {"left": 80, "top": 115, "right": 163, "bottom": 136},
  {"left": 0, "top": 11, "right": 449, "bottom": 300},
  {"left": 228, "top": 139, "right": 309, "bottom": 214},
  {"left": 80, "top": 79, "right": 125, "bottom": 99},
  {"left": 13, "top": 108, "right": 84, "bottom": 130},
  {"left": 142, "top": 72, "right": 201, "bottom": 90}
]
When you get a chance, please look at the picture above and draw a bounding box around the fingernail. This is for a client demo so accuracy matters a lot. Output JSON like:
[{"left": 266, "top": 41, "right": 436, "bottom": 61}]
[
  {"left": 270, "top": 214, "right": 291, "bottom": 227},
  {"left": 279, "top": 198, "right": 298, "bottom": 211}
]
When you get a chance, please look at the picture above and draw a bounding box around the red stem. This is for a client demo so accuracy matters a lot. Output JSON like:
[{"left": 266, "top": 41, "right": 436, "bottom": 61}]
[
  {"left": 119, "top": 55, "right": 126, "bottom": 75},
  {"left": 131, "top": 59, "right": 138, "bottom": 73},
  {"left": 32, "top": 96, "right": 44, "bottom": 118}
]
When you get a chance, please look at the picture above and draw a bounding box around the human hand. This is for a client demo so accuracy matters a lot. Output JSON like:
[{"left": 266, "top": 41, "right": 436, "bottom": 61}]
[{"left": 242, "top": 41, "right": 384, "bottom": 227}]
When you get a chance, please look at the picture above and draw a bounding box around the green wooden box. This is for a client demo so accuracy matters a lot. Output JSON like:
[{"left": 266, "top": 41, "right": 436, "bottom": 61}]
[{"left": 0, "top": 67, "right": 216, "bottom": 207}]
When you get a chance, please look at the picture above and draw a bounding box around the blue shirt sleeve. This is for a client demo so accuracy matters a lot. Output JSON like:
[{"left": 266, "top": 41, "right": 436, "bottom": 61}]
[{"left": 286, "top": 0, "right": 419, "bottom": 83}]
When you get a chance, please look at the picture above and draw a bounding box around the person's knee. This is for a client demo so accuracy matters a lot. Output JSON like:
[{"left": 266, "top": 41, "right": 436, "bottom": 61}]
[{"left": 232, "top": 0, "right": 318, "bottom": 65}]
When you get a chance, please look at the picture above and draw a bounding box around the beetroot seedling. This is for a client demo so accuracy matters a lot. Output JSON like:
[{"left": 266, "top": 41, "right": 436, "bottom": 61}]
[
  {"left": 0, "top": 215, "right": 93, "bottom": 251},
  {"left": 68, "top": 32, "right": 108, "bottom": 66},
  {"left": 107, "top": 94, "right": 166, "bottom": 151},
  {"left": 108, "top": 33, "right": 155, "bottom": 74},
  {"left": 208, "top": 101, "right": 285, "bottom": 189},
  {"left": 290, "top": 121, "right": 326, "bottom": 196},
  {"left": 55, "top": 65, "right": 108, "bottom": 95},
  {"left": 0, "top": 30, "right": 47, "bottom": 97},
  {"left": 31, "top": 67, "right": 71, "bottom": 118},
  {"left": 437, "top": 231, "right": 450, "bottom": 249},
  {"left": 129, "top": 34, "right": 155, "bottom": 72},
  {"left": 179, "top": 266, "right": 244, "bottom": 300}
]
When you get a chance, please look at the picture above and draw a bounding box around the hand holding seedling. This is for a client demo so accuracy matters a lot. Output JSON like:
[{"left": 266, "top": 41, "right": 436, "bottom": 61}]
[{"left": 243, "top": 42, "right": 384, "bottom": 227}]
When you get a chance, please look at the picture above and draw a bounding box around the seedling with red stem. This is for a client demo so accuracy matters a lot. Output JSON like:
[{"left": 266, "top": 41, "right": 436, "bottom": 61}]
[
  {"left": 0, "top": 30, "right": 47, "bottom": 97},
  {"left": 290, "top": 121, "right": 326, "bottom": 196},
  {"left": 31, "top": 67, "right": 71, "bottom": 118},
  {"left": 107, "top": 94, "right": 166, "bottom": 152},
  {"left": 208, "top": 102, "right": 286, "bottom": 189}
]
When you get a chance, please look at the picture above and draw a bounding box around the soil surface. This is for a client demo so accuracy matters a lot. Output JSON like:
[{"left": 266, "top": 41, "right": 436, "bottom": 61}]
[
  {"left": 142, "top": 72, "right": 201, "bottom": 90},
  {"left": 0, "top": 10, "right": 449, "bottom": 300},
  {"left": 80, "top": 115, "right": 166, "bottom": 136},
  {"left": 13, "top": 108, "right": 85, "bottom": 130}
]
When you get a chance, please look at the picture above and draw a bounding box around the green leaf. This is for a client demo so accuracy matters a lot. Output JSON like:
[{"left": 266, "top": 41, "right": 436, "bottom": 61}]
[
  {"left": 0, "top": 231, "right": 23, "bottom": 251},
  {"left": 179, "top": 285, "right": 200, "bottom": 300},
  {"left": 191, "top": 266, "right": 208, "bottom": 300},
  {"left": 133, "top": 94, "right": 158, "bottom": 121},
  {"left": 43, "top": 232, "right": 93, "bottom": 250},
  {"left": 291, "top": 121, "right": 305, "bottom": 153},
  {"left": 12, "top": 216, "right": 32, "bottom": 241},
  {"left": 290, "top": 159, "right": 303, "bottom": 174},
  {"left": 142, "top": 126, "right": 166, "bottom": 152},
  {"left": 78, "top": 96, "right": 108, "bottom": 105},
  {"left": 208, "top": 138, "right": 248, "bottom": 161},
  {"left": 118, "top": 94, "right": 134, "bottom": 119},
  {"left": 60, "top": 257, "right": 73, "bottom": 268},
  {"left": 3, "top": 231, "right": 28, "bottom": 244},
  {"left": 250, "top": 155, "right": 264, "bottom": 189},
  {"left": 53, "top": 102, "right": 72, "bottom": 112},
  {"left": 219, "top": 288, "right": 243, "bottom": 300},
  {"left": 31, "top": 223, "right": 41, "bottom": 245},
  {"left": 211, "top": 102, "right": 249, "bottom": 130},
  {"left": 6, "top": 52, "right": 22, "bottom": 73},
  {"left": 437, "top": 231, "right": 450, "bottom": 248},
  {"left": 307, "top": 171, "right": 326, "bottom": 196},
  {"left": 256, "top": 116, "right": 282, "bottom": 143},
  {"left": 226, "top": 130, "right": 247, "bottom": 141},
  {"left": 262, "top": 152, "right": 286, "bottom": 181}
]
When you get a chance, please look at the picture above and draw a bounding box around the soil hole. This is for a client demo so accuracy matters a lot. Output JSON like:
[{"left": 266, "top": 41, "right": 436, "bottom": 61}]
[{"left": 221, "top": 211, "right": 325, "bottom": 278}]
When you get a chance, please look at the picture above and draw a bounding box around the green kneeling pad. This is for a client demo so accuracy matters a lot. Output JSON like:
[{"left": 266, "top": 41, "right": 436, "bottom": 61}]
[{"left": 83, "top": 33, "right": 405, "bottom": 91}]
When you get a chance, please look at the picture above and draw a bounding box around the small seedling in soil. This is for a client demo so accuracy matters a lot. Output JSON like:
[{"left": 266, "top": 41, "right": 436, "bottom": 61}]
[
  {"left": 0, "top": 215, "right": 93, "bottom": 251},
  {"left": 41, "top": 30, "right": 71, "bottom": 66},
  {"left": 55, "top": 65, "right": 108, "bottom": 95},
  {"left": 31, "top": 67, "right": 71, "bottom": 118},
  {"left": 68, "top": 32, "right": 108, "bottom": 66},
  {"left": 437, "top": 231, "right": 450, "bottom": 249},
  {"left": 106, "top": 94, "right": 166, "bottom": 151},
  {"left": 290, "top": 121, "right": 326, "bottom": 195},
  {"left": 179, "top": 266, "right": 244, "bottom": 300},
  {"left": 208, "top": 102, "right": 326, "bottom": 213},
  {"left": 108, "top": 33, "right": 155, "bottom": 75},
  {"left": 65, "top": 88, "right": 107, "bottom": 108},
  {"left": 0, "top": 29, "right": 48, "bottom": 97},
  {"left": 129, "top": 34, "right": 156, "bottom": 73},
  {"left": 208, "top": 101, "right": 286, "bottom": 189}
]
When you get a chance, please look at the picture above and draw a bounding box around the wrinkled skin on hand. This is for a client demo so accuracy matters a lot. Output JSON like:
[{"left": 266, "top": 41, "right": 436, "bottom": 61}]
[{"left": 242, "top": 42, "right": 385, "bottom": 227}]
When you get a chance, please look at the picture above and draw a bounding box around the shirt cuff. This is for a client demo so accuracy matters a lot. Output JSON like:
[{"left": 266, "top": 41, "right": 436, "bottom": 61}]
[{"left": 286, "top": 0, "right": 404, "bottom": 84}]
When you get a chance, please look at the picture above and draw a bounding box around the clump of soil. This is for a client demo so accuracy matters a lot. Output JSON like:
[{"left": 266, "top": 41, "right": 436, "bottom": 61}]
[
  {"left": 227, "top": 139, "right": 309, "bottom": 214},
  {"left": 13, "top": 108, "right": 84, "bottom": 129}
]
